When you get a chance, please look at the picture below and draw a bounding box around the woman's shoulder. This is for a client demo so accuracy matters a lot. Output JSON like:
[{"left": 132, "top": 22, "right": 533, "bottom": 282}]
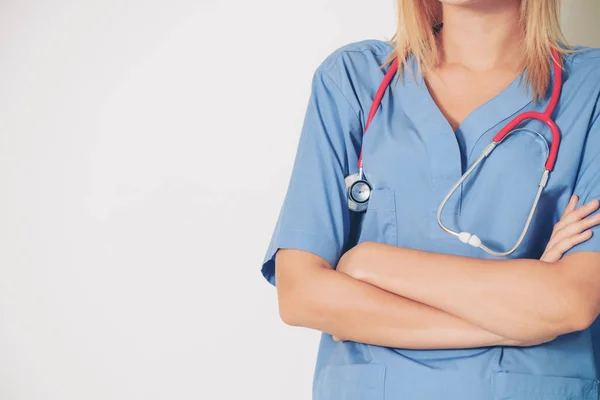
[
  {"left": 564, "top": 46, "right": 600, "bottom": 81},
  {"left": 567, "top": 45, "right": 600, "bottom": 63},
  {"left": 312, "top": 39, "right": 397, "bottom": 116},
  {"left": 314, "top": 39, "right": 396, "bottom": 86},
  {"left": 316, "top": 39, "right": 396, "bottom": 73},
  {"left": 562, "top": 46, "right": 600, "bottom": 144}
]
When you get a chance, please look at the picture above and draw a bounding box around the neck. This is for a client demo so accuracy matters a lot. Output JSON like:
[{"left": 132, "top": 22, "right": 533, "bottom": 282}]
[{"left": 439, "top": 1, "right": 525, "bottom": 71}]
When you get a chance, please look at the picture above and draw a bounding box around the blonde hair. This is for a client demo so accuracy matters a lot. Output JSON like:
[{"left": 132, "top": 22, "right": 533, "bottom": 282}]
[{"left": 382, "top": 0, "right": 571, "bottom": 101}]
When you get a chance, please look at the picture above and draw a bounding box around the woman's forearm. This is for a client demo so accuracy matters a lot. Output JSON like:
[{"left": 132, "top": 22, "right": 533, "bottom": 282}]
[
  {"left": 344, "top": 242, "right": 584, "bottom": 341},
  {"left": 275, "top": 249, "right": 530, "bottom": 349}
]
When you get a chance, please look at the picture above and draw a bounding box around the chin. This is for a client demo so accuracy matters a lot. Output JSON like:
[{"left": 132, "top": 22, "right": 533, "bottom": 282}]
[{"left": 439, "top": 0, "right": 489, "bottom": 5}]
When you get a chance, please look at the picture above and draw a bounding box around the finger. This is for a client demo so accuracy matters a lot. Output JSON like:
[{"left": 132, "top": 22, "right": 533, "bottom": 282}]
[
  {"left": 552, "top": 212, "right": 600, "bottom": 245},
  {"left": 546, "top": 230, "right": 593, "bottom": 261},
  {"left": 560, "top": 194, "right": 579, "bottom": 219},
  {"left": 542, "top": 230, "right": 591, "bottom": 263},
  {"left": 555, "top": 199, "right": 600, "bottom": 231},
  {"left": 547, "top": 215, "right": 600, "bottom": 252}
]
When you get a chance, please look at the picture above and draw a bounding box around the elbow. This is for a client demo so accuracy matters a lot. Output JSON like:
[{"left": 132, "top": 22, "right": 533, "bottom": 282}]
[
  {"left": 550, "top": 255, "right": 600, "bottom": 335},
  {"left": 512, "top": 290, "right": 597, "bottom": 344},
  {"left": 558, "top": 274, "right": 600, "bottom": 334},
  {"left": 525, "top": 266, "right": 600, "bottom": 339},
  {"left": 277, "top": 284, "right": 315, "bottom": 328},
  {"left": 273, "top": 251, "right": 332, "bottom": 329},
  {"left": 567, "top": 310, "right": 596, "bottom": 333},
  {"left": 278, "top": 293, "right": 304, "bottom": 327},
  {"left": 547, "top": 287, "right": 598, "bottom": 337},
  {"left": 561, "top": 297, "right": 597, "bottom": 334}
]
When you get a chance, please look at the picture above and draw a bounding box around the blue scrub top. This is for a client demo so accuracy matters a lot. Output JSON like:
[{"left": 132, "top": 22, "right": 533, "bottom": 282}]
[{"left": 261, "top": 39, "right": 600, "bottom": 400}]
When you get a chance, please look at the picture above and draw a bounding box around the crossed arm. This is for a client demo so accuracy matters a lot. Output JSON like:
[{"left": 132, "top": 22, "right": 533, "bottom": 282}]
[
  {"left": 275, "top": 196, "right": 600, "bottom": 349},
  {"left": 336, "top": 242, "right": 600, "bottom": 342},
  {"left": 276, "top": 249, "right": 527, "bottom": 349}
]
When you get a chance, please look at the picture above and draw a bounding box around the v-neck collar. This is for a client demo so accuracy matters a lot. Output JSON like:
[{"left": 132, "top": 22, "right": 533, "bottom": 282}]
[
  {"left": 397, "top": 55, "right": 536, "bottom": 171},
  {"left": 393, "top": 55, "right": 540, "bottom": 221},
  {"left": 400, "top": 56, "right": 533, "bottom": 148}
]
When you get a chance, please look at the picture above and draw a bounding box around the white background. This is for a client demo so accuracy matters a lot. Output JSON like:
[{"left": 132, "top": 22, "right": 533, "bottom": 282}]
[{"left": 0, "top": 1, "right": 598, "bottom": 399}]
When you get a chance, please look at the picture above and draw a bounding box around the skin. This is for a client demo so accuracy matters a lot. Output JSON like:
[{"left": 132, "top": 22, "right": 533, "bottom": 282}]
[
  {"left": 541, "top": 195, "right": 596, "bottom": 262},
  {"left": 275, "top": 0, "right": 600, "bottom": 349},
  {"left": 278, "top": 196, "right": 600, "bottom": 348},
  {"left": 336, "top": 199, "right": 600, "bottom": 342},
  {"left": 429, "top": 0, "right": 526, "bottom": 131}
]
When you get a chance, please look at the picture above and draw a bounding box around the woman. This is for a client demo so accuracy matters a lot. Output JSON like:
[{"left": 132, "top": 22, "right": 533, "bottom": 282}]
[{"left": 261, "top": 0, "right": 600, "bottom": 399}]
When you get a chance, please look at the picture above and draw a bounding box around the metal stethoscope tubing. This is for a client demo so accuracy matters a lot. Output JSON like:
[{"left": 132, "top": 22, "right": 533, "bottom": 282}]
[
  {"left": 436, "top": 128, "right": 551, "bottom": 257},
  {"left": 348, "top": 48, "right": 563, "bottom": 256}
]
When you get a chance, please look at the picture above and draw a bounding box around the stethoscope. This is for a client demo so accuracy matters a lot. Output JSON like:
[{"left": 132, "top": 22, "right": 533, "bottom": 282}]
[{"left": 346, "top": 48, "right": 563, "bottom": 256}]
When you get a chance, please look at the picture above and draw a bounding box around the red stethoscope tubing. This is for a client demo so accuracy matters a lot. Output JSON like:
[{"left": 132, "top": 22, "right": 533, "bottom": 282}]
[{"left": 358, "top": 48, "right": 563, "bottom": 171}]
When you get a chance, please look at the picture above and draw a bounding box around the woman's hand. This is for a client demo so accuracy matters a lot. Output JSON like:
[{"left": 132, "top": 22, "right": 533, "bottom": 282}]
[
  {"left": 332, "top": 196, "right": 600, "bottom": 342},
  {"left": 541, "top": 195, "right": 600, "bottom": 263}
]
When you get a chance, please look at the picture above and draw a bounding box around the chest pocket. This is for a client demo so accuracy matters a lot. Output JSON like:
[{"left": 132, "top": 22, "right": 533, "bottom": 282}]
[{"left": 357, "top": 188, "right": 398, "bottom": 246}]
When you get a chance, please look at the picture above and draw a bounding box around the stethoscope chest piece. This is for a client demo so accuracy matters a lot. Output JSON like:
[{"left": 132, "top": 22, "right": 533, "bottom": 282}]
[
  {"left": 345, "top": 48, "right": 563, "bottom": 257},
  {"left": 345, "top": 172, "right": 372, "bottom": 212}
]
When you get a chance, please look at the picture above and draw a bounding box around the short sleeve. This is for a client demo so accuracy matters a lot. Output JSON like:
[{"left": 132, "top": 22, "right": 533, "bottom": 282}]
[
  {"left": 260, "top": 67, "right": 362, "bottom": 286},
  {"left": 564, "top": 110, "right": 600, "bottom": 256}
]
